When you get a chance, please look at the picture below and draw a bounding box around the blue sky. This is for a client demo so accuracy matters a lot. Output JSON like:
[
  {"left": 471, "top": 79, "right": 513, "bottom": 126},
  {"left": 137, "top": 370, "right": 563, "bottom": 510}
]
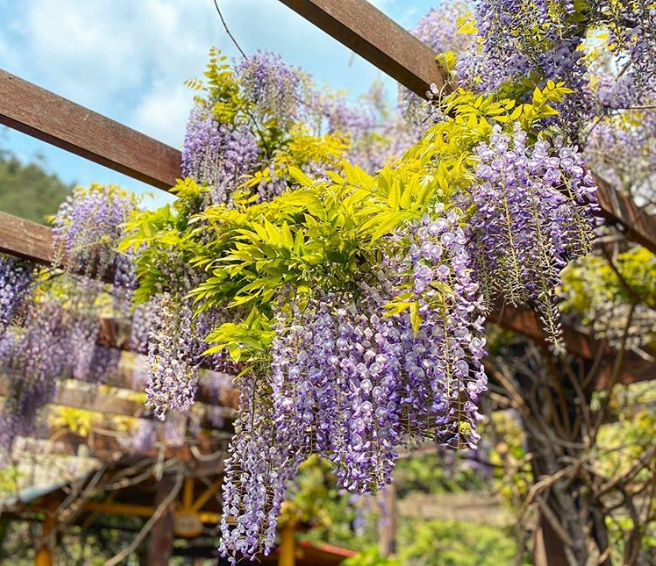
[{"left": 0, "top": 0, "right": 438, "bottom": 208}]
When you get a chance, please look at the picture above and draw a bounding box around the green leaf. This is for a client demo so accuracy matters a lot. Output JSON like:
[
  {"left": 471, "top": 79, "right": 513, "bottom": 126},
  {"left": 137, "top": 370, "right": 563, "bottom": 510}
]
[
  {"left": 410, "top": 302, "right": 422, "bottom": 336},
  {"left": 288, "top": 166, "right": 314, "bottom": 188}
]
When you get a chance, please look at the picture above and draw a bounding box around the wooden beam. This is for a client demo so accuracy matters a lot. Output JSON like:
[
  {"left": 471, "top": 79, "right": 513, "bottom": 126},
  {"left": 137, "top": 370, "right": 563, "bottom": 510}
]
[
  {"left": 0, "top": 378, "right": 236, "bottom": 437},
  {"left": 277, "top": 0, "right": 444, "bottom": 96},
  {"left": 82, "top": 501, "right": 221, "bottom": 525},
  {"left": 491, "top": 304, "right": 656, "bottom": 388},
  {"left": 0, "top": 380, "right": 145, "bottom": 418},
  {"left": 595, "top": 176, "right": 656, "bottom": 255},
  {"left": 13, "top": 428, "right": 228, "bottom": 463},
  {"left": 0, "top": 211, "right": 54, "bottom": 264},
  {"left": 0, "top": 69, "right": 181, "bottom": 190},
  {"left": 2, "top": 64, "right": 656, "bottom": 255}
]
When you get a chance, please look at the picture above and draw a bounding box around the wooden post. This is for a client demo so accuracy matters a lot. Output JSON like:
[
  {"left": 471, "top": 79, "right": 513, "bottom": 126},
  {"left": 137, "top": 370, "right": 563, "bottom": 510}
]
[
  {"left": 35, "top": 507, "right": 57, "bottom": 566},
  {"left": 146, "top": 475, "right": 176, "bottom": 566},
  {"left": 278, "top": 525, "right": 296, "bottom": 566},
  {"left": 378, "top": 484, "right": 397, "bottom": 558},
  {"left": 533, "top": 514, "right": 569, "bottom": 566}
]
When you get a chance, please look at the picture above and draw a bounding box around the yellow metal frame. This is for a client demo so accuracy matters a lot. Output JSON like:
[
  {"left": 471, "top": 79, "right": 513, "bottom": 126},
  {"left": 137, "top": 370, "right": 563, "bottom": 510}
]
[
  {"left": 278, "top": 525, "right": 296, "bottom": 566},
  {"left": 81, "top": 477, "right": 223, "bottom": 525}
]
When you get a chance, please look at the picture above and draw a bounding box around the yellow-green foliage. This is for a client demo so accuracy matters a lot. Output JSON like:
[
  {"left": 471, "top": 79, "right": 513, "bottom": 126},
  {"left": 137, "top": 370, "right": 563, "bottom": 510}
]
[
  {"left": 561, "top": 246, "right": 656, "bottom": 313},
  {"left": 123, "top": 84, "right": 571, "bottom": 366}
]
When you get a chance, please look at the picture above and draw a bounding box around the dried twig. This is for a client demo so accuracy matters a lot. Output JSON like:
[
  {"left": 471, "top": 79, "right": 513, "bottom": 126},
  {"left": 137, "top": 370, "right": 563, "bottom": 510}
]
[{"left": 212, "top": 0, "right": 247, "bottom": 59}]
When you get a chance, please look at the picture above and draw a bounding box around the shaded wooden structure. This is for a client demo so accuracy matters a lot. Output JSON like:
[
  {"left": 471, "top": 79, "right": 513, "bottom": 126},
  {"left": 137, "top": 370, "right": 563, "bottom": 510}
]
[{"left": 2, "top": 453, "right": 354, "bottom": 565}]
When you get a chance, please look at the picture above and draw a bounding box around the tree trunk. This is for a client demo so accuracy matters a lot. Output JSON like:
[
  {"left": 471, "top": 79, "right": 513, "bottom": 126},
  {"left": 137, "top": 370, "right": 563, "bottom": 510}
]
[{"left": 146, "top": 475, "right": 176, "bottom": 566}]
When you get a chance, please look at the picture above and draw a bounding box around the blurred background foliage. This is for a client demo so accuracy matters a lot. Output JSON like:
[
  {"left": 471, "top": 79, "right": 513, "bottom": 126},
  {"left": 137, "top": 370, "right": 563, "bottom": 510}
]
[{"left": 0, "top": 146, "right": 71, "bottom": 224}]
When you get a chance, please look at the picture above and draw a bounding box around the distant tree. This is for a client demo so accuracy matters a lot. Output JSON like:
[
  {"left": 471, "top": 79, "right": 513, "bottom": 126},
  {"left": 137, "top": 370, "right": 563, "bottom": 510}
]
[{"left": 0, "top": 148, "right": 71, "bottom": 224}]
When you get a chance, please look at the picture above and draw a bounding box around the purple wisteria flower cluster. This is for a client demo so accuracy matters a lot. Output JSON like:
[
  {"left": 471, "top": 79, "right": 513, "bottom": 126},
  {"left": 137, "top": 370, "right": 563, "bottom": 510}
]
[
  {"left": 182, "top": 50, "right": 313, "bottom": 205},
  {"left": 0, "top": 187, "right": 142, "bottom": 458},
  {"left": 0, "top": 302, "right": 71, "bottom": 460},
  {"left": 457, "top": 0, "right": 589, "bottom": 129},
  {"left": 0, "top": 255, "right": 33, "bottom": 336},
  {"left": 50, "top": 185, "right": 138, "bottom": 379},
  {"left": 236, "top": 51, "right": 311, "bottom": 130},
  {"left": 584, "top": 111, "right": 656, "bottom": 214},
  {"left": 182, "top": 48, "right": 420, "bottom": 210},
  {"left": 145, "top": 293, "right": 199, "bottom": 419},
  {"left": 52, "top": 184, "right": 138, "bottom": 305},
  {"left": 218, "top": 208, "right": 488, "bottom": 562},
  {"left": 456, "top": 1, "right": 656, "bottom": 126},
  {"left": 182, "top": 103, "right": 259, "bottom": 205},
  {"left": 469, "top": 125, "right": 599, "bottom": 350}
]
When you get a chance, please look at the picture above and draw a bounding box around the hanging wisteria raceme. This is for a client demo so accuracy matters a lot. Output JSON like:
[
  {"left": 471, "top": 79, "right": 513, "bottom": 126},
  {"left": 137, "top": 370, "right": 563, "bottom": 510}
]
[
  {"left": 52, "top": 184, "right": 139, "bottom": 301},
  {"left": 145, "top": 293, "right": 199, "bottom": 419},
  {"left": 129, "top": 300, "right": 157, "bottom": 355},
  {"left": 0, "top": 302, "right": 71, "bottom": 461},
  {"left": 219, "top": 372, "right": 295, "bottom": 560},
  {"left": 49, "top": 185, "right": 140, "bottom": 383},
  {"left": 584, "top": 110, "right": 656, "bottom": 214},
  {"left": 236, "top": 50, "right": 311, "bottom": 130},
  {"left": 468, "top": 124, "right": 598, "bottom": 351},
  {"left": 0, "top": 255, "right": 33, "bottom": 337},
  {"left": 182, "top": 103, "right": 259, "bottom": 204},
  {"left": 86, "top": 346, "right": 122, "bottom": 384},
  {"left": 217, "top": 204, "right": 488, "bottom": 562},
  {"left": 395, "top": 208, "right": 487, "bottom": 449}
]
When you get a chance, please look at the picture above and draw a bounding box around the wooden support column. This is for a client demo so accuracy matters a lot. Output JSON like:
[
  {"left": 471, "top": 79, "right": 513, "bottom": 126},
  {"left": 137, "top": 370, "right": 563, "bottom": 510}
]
[
  {"left": 378, "top": 484, "right": 397, "bottom": 558},
  {"left": 533, "top": 514, "right": 569, "bottom": 566},
  {"left": 0, "top": 518, "right": 9, "bottom": 562},
  {"left": 146, "top": 475, "right": 176, "bottom": 566},
  {"left": 35, "top": 504, "right": 58, "bottom": 566},
  {"left": 278, "top": 525, "right": 296, "bottom": 566}
]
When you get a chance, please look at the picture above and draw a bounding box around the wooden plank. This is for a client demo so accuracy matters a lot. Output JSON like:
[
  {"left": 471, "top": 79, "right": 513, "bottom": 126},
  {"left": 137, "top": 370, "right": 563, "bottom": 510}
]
[
  {"left": 0, "top": 379, "right": 235, "bottom": 433},
  {"left": 0, "top": 69, "right": 181, "bottom": 190},
  {"left": 0, "top": 380, "right": 144, "bottom": 418},
  {"left": 595, "top": 176, "right": 656, "bottom": 254},
  {"left": 103, "top": 367, "right": 238, "bottom": 410},
  {"left": 278, "top": 0, "right": 444, "bottom": 97},
  {"left": 0, "top": 211, "right": 54, "bottom": 264}
]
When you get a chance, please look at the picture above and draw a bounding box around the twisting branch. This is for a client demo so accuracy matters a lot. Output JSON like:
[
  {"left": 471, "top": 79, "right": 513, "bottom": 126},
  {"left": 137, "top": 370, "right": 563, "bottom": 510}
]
[{"left": 103, "top": 468, "right": 184, "bottom": 566}]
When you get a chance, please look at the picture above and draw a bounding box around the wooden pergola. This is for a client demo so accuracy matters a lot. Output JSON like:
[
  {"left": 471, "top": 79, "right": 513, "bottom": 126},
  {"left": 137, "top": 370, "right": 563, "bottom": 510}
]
[{"left": 0, "top": 1, "right": 655, "bottom": 565}]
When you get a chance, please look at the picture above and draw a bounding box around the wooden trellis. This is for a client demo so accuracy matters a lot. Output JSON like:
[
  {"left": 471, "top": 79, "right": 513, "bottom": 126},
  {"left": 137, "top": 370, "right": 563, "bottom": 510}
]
[
  {"left": 0, "top": 0, "right": 652, "bottom": 427},
  {"left": 0, "top": 3, "right": 654, "bottom": 565}
]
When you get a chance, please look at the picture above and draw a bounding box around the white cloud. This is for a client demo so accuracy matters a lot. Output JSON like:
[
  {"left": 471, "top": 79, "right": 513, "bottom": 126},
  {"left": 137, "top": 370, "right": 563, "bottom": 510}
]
[
  {"left": 367, "top": 0, "right": 395, "bottom": 10},
  {"left": 131, "top": 82, "right": 192, "bottom": 147}
]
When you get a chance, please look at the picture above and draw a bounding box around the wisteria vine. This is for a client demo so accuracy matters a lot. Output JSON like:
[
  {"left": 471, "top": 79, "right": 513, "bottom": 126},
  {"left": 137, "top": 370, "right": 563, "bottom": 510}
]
[{"left": 9, "top": 2, "right": 655, "bottom": 561}]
